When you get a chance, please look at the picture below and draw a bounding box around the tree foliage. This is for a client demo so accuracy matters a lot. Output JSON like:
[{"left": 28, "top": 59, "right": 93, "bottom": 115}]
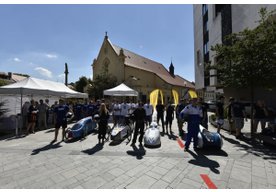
[
  {"left": 211, "top": 8, "right": 276, "bottom": 89},
  {"left": 88, "top": 65, "right": 117, "bottom": 99},
  {"left": 75, "top": 76, "right": 88, "bottom": 93}
]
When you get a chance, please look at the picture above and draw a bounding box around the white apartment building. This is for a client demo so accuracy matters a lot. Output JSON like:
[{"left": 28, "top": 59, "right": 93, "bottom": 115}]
[{"left": 193, "top": 4, "right": 276, "bottom": 101}]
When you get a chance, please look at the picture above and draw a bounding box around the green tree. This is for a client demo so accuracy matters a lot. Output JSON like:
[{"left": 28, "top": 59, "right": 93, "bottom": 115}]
[
  {"left": 88, "top": 67, "right": 117, "bottom": 99},
  {"left": 75, "top": 76, "right": 88, "bottom": 93},
  {"left": 211, "top": 8, "right": 276, "bottom": 137}
]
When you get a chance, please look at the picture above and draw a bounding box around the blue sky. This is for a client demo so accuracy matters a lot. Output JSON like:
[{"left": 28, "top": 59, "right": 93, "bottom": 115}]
[{"left": 0, "top": 4, "right": 195, "bottom": 83}]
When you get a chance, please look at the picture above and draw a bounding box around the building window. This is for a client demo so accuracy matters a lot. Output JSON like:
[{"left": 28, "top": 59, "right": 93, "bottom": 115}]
[
  {"left": 215, "top": 4, "right": 223, "bottom": 17},
  {"left": 202, "top": 4, "right": 208, "bottom": 15},
  {"left": 203, "top": 42, "right": 209, "bottom": 55},
  {"left": 196, "top": 50, "right": 201, "bottom": 66}
]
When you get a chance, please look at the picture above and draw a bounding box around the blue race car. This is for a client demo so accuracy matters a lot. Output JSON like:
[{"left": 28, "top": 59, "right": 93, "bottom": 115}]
[
  {"left": 65, "top": 117, "right": 97, "bottom": 141},
  {"left": 197, "top": 125, "right": 223, "bottom": 149}
]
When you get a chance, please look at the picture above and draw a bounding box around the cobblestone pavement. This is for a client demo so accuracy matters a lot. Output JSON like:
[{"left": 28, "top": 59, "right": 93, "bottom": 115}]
[{"left": 0, "top": 115, "right": 276, "bottom": 189}]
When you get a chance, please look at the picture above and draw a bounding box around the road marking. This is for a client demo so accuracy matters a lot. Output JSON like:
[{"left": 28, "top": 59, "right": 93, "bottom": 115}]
[
  {"left": 176, "top": 137, "right": 184, "bottom": 149},
  {"left": 200, "top": 174, "right": 217, "bottom": 189}
]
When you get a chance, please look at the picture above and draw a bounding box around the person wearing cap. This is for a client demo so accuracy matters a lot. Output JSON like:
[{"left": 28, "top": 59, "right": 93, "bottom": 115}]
[
  {"left": 216, "top": 95, "right": 225, "bottom": 134},
  {"left": 180, "top": 97, "right": 202, "bottom": 151}
]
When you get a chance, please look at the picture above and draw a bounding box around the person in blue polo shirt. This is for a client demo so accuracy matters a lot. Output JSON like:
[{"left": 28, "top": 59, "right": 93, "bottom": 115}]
[
  {"left": 180, "top": 97, "right": 202, "bottom": 151},
  {"left": 53, "top": 99, "right": 69, "bottom": 142}
]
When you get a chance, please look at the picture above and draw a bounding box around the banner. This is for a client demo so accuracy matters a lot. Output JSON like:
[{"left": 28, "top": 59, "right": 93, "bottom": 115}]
[
  {"left": 150, "top": 89, "right": 164, "bottom": 109},
  {"left": 172, "top": 89, "right": 179, "bottom": 105},
  {"left": 188, "top": 90, "right": 198, "bottom": 99}
]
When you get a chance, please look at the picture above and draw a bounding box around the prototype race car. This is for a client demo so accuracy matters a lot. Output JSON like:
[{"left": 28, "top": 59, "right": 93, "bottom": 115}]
[
  {"left": 144, "top": 122, "right": 161, "bottom": 148},
  {"left": 109, "top": 115, "right": 134, "bottom": 142},
  {"left": 197, "top": 125, "right": 223, "bottom": 149},
  {"left": 65, "top": 117, "right": 97, "bottom": 141}
]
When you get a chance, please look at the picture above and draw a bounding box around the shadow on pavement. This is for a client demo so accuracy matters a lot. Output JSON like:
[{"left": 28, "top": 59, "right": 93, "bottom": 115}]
[
  {"left": 3, "top": 134, "right": 27, "bottom": 141},
  {"left": 126, "top": 144, "right": 146, "bottom": 160},
  {"left": 187, "top": 150, "right": 220, "bottom": 174},
  {"left": 81, "top": 143, "right": 104, "bottom": 155},
  {"left": 221, "top": 134, "right": 276, "bottom": 160},
  {"left": 31, "top": 141, "right": 62, "bottom": 155}
]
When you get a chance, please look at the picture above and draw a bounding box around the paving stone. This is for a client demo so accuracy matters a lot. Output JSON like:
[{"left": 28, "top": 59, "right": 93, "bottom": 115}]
[
  {"left": 99, "top": 180, "right": 120, "bottom": 189},
  {"left": 126, "top": 164, "right": 148, "bottom": 177},
  {"left": 230, "top": 168, "right": 251, "bottom": 183},
  {"left": 151, "top": 166, "right": 169, "bottom": 176},
  {"left": 81, "top": 176, "right": 106, "bottom": 188},
  {"left": 108, "top": 167, "right": 125, "bottom": 177},
  {"left": 126, "top": 174, "right": 157, "bottom": 189},
  {"left": 252, "top": 160, "right": 265, "bottom": 168},
  {"left": 146, "top": 170, "right": 163, "bottom": 180},
  {"left": 252, "top": 182, "right": 268, "bottom": 189},
  {"left": 114, "top": 174, "right": 131, "bottom": 184},
  {"left": 161, "top": 168, "right": 182, "bottom": 183},
  {"left": 227, "top": 178, "right": 251, "bottom": 189},
  {"left": 252, "top": 166, "right": 267, "bottom": 178},
  {"left": 181, "top": 177, "right": 202, "bottom": 188},
  {"left": 175, "top": 182, "right": 199, "bottom": 189},
  {"left": 60, "top": 169, "right": 80, "bottom": 179},
  {"left": 150, "top": 180, "right": 169, "bottom": 189}
]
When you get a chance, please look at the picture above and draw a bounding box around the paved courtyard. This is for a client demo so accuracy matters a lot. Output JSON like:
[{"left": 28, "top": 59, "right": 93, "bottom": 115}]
[{"left": 0, "top": 115, "right": 276, "bottom": 189}]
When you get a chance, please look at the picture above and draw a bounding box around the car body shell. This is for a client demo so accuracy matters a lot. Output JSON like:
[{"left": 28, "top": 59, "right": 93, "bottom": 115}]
[
  {"left": 65, "top": 117, "right": 97, "bottom": 140},
  {"left": 197, "top": 125, "right": 223, "bottom": 149},
  {"left": 144, "top": 122, "right": 161, "bottom": 148}
]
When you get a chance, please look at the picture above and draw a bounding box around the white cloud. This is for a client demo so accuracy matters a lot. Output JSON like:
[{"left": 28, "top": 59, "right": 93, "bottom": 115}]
[
  {"left": 35, "top": 67, "right": 53, "bottom": 78},
  {"left": 13, "top": 58, "right": 21, "bottom": 62},
  {"left": 58, "top": 74, "right": 65, "bottom": 78},
  {"left": 45, "top": 54, "right": 58, "bottom": 59},
  {"left": 139, "top": 45, "right": 144, "bottom": 49}
]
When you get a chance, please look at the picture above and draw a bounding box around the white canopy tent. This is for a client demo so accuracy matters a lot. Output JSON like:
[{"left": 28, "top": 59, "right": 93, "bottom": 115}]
[
  {"left": 0, "top": 77, "right": 88, "bottom": 136},
  {"left": 0, "top": 77, "right": 88, "bottom": 98},
  {"left": 103, "top": 83, "right": 138, "bottom": 96}
]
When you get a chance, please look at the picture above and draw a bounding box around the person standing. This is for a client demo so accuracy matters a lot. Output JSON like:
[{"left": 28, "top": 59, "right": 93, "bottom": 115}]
[
  {"left": 131, "top": 101, "right": 146, "bottom": 146},
  {"left": 253, "top": 100, "right": 268, "bottom": 133},
  {"left": 156, "top": 100, "right": 165, "bottom": 134},
  {"left": 26, "top": 100, "right": 38, "bottom": 134},
  {"left": 45, "top": 99, "right": 50, "bottom": 127},
  {"left": 120, "top": 100, "right": 130, "bottom": 124},
  {"left": 98, "top": 103, "right": 110, "bottom": 144},
  {"left": 176, "top": 99, "right": 187, "bottom": 137},
  {"left": 216, "top": 96, "right": 225, "bottom": 134},
  {"left": 112, "top": 100, "right": 121, "bottom": 126},
  {"left": 180, "top": 98, "right": 202, "bottom": 151},
  {"left": 232, "top": 98, "right": 247, "bottom": 139},
  {"left": 165, "top": 101, "right": 174, "bottom": 135},
  {"left": 37, "top": 99, "right": 48, "bottom": 130},
  {"left": 198, "top": 97, "right": 209, "bottom": 130},
  {"left": 53, "top": 99, "right": 69, "bottom": 142},
  {"left": 227, "top": 97, "right": 235, "bottom": 134},
  {"left": 22, "top": 101, "right": 30, "bottom": 130},
  {"left": 143, "top": 100, "right": 153, "bottom": 127}
]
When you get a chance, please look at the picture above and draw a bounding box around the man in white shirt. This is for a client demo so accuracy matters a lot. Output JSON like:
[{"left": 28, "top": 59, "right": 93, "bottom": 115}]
[
  {"left": 112, "top": 100, "right": 121, "bottom": 126},
  {"left": 144, "top": 100, "right": 153, "bottom": 126},
  {"left": 120, "top": 101, "right": 130, "bottom": 124}
]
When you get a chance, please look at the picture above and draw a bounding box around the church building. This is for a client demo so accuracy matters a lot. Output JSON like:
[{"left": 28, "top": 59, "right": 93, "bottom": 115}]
[{"left": 92, "top": 34, "right": 194, "bottom": 103}]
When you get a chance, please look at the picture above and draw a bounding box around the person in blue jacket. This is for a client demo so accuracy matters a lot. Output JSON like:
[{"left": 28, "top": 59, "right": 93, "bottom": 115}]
[
  {"left": 180, "top": 97, "right": 203, "bottom": 151},
  {"left": 53, "top": 99, "right": 69, "bottom": 142}
]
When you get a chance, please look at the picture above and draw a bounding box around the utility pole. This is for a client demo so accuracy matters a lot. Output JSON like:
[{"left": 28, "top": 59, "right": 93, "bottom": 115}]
[{"left": 64, "top": 63, "right": 69, "bottom": 86}]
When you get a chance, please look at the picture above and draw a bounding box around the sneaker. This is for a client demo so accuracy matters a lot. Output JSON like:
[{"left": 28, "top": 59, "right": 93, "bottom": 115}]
[
  {"left": 131, "top": 142, "right": 136, "bottom": 146},
  {"left": 184, "top": 147, "right": 189, "bottom": 152}
]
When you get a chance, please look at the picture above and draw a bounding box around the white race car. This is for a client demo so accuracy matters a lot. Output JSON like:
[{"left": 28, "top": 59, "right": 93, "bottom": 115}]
[{"left": 144, "top": 122, "right": 161, "bottom": 148}]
